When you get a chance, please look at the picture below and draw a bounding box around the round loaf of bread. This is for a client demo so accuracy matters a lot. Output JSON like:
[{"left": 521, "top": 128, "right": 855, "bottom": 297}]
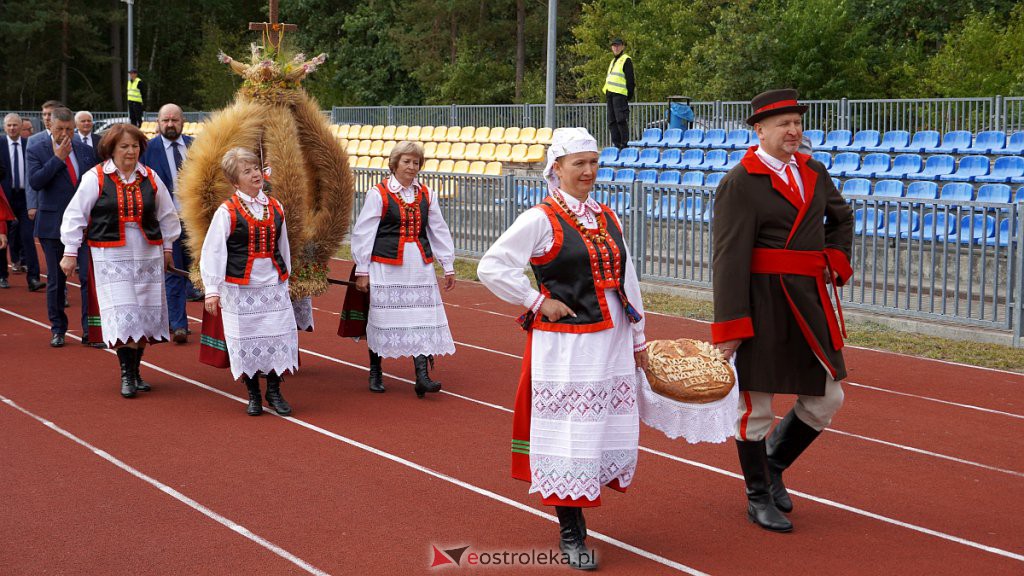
[{"left": 643, "top": 339, "right": 736, "bottom": 404}]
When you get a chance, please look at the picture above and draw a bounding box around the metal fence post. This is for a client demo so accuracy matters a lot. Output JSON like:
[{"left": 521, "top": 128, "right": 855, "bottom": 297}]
[
  {"left": 634, "top": 180, "right": 646, "bottom": 280},
  {"left": 1014, "top": 204, "right": 1024, "bottom": 347},
  {"left": 993, "top": 95, "right": 1003, "bottom": 133},
  {"left": 840, "top": 98, "right": 849, "bottom": 131}
]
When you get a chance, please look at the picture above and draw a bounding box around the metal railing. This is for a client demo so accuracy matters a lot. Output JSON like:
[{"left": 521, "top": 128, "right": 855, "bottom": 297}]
[{"left": 349, "top": 168, "right": 1024, "bottom": 345}]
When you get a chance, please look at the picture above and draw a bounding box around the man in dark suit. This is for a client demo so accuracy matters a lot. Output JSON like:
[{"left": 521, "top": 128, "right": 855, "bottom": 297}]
[
  {"left": 1, "top": 113, "right": 44, "bottom": 292},
  {"left": 74, "top": 110, "right": 101, "bottom": 149},
  {"left": 26, "top": 106, "right": 98, "bottom": 347},
  {"left": 140, "top": 103, "right": 195, "bottom": 343}
]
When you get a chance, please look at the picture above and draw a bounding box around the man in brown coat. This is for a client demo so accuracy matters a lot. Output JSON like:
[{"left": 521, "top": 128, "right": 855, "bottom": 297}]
[{"left": 711, "top": 89, "right": 854, "bottom": 533}]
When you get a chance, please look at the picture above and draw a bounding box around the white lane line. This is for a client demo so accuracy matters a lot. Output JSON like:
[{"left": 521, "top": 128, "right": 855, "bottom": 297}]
[
  {"left": 1, "top": 307, "right": 706, "bottom": 576},
  {"left": 845, "top": 381, "right": 1024, "bottom": 420},
  {"left": 0, "top": 394, "right": 331, "bottom": 576}
]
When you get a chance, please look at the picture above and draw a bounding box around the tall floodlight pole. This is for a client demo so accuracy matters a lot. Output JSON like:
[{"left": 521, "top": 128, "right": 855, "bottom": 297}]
[
  {"left": 123, "top": 0, "right": 135, "bottom": 74},
  {"left": 544, "top": 0, "right": 557, "bottom": 128}
]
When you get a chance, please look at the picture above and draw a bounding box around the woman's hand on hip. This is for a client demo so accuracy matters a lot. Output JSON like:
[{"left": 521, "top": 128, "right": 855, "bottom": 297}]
[
  {"left": 204, "top": 295, "right": 220, "bottom": 316},
  {"left": 355, "top": 275, "right": 370, "bottom": 293},
  {"left": 539, "top": 298, "right": 574, "bottom": 321}
]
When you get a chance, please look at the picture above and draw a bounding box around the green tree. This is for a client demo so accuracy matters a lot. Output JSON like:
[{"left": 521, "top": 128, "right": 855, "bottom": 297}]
[{"left": 924, "top": 6, "right": 1024, "bottom": 96}]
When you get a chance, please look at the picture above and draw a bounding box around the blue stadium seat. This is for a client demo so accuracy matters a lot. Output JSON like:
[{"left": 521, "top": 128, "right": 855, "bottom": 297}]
[
  {"left": 679, "top": 129, "right": 705, "bottom": 148},
  {"left": 950, "top": 214, "right": 995, "bottom": 244},
  {"left": 926, "top": 130, "right": 972, "bottom": 154},
  {"left": 607, "top": 192, "right": 632, "bottom": 216},
  {"left": 647, "top": 195, "right": 677, "bottom": 220},
  {"left": 905, "top": 181, "right": 939, "bottom": 201},
  {"left": 832, "top": 177, "right": 841, "bottom": 190},
  {"left": 811, "top": 151, "right": 832, "bottom": 169},
  {"left": 599, "top": 147, "right": 619, "bottom": 166},
  {"left": 975, "top": 156, "right": 1024, "bottom": 183},
  {"left": 724, "top": 150, "right": 744, "bottom": 170},
  {"left": 865, "top": 130, "right": 911, "bottom": 153},
  {"left": 837, "top": 130, "right": 881, "bottom": 152},
  {"left": 976, "top": 184, "right": 1012, "bottom": 204},
  {"left": 629, "top": 127, "right": 663, "bottom": 147},
  {"left": 940, "top": 182, "right": 974, "bottom": 201},
  {"left": 1017, "top": 187, "right": 1024, "bottom": 202},
  {"left": 636, "top": 147, "right": 662, "bottom": 168},
  {"left": 637, "top": 169, "right": 659, "bottom": 184},
  {"left": 676, "top": 196, "right": 707, "bottom": 222},
  {"left": 657, "top": 170, "right": 682, "bottom": 184},
  {"left": 803, "top": 129, "right": 825, "bottom": 149},
  {"left": 961, "top": 131, "right": 1006, "bottom": 155},
  {"left": 854, "top": 208, "right": 884, "bottom": 235},
  {"left": 613, "top": 169, "right": 636, "bottom": 182},
  {"left": 907, "top": 155, "right": 956, "bottom": 180},
  {"left": 873, "top": 180, "right": 904, "bottom": 198},
  {"left": 846, "top": 153, "right": 891, "bottom": 178},
  {"left": 723, "top": 129, "right": 751, "bottom": 149},
  {"left": 903, "top": 212, "right": 956, "bottom": 241},
  {"left": 992, "top": 219, "right": 1015, "bottom": 247},
  {"left": 697, "top": 129, "right": 727, "bottom": 149},
  {"left": 831, "top": 152, "right": 861, "bottom": 177},
  {"left": 894, "top": 130, "right": 940, "bottom": 153},
  {"left": 682, "top": 171, "right": 705, "bottom": 186},
  {"left": 660, "top": 128, "right": 684, "bottom": 147},
  {"left": 596, "top": 167, "right": 614, "bottom": 182},
  {"left": 656, "top": 148, "right": 683, "bottom": 169},
  {"left": 822, "top": 130, "right": 853, "bottom": 151},
  {"left": 996, "top": 132, "right": 1024, "bottom": 155},
  {"left": 607, "top": 147, "right": 638, "bottom": 167},
  {"left": 875, "top": 154, "right": 923, "bottom": 179},
  {"left": 697, "top": 149, "right": 729, "bottom": 171},
  {"left": 939, "top": 155, "right": 990, "bottom": 181},
  {"left": 678, "top": 149, "right": 705, "bottom": 170},
  {"left": 881, "top": 210, "right": 920, "bottom": 237},
  {"left": 842, "top": 178, "right": 871, "bottom": 195},
  {"left": 705, "top": 172, "right": 725, "bottom": 187}
]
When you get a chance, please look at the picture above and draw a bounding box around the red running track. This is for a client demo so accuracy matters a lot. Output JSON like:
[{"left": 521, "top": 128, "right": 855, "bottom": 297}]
[{"left": 1, "top": 251, "right": 1022, "bottom": 575}]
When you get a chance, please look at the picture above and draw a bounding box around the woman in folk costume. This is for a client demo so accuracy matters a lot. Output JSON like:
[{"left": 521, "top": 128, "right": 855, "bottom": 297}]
[
  {"left": 478, "top": 127, "right": 648, "bottom": 571},
  {"left": 200, "top": 148, "right": 298, "bottom": 416},
  {"left": 0, "top": 187, "right": 14, "bottom": 255},
  {"left": 59, "top": 123, "right": 181, "bottom": 398},
  {"left": 350, "top": 140, "right": 456, "bottom": 398}
]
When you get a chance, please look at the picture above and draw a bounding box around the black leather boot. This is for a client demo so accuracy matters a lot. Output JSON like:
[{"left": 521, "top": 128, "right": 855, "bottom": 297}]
[
  {"left": 368, "top": 349, "right": 385, "bottom": 393},
  {"left": 413, "top": 355, "right": 441, "bottom": 398},
  {"left": 242, "top": 375, "right": 263, "bottom": 416},
  {"left": 117, "top": 347, "right": 137, "bottom": 398},
  {"left": 555, "top": 506, "right": 597, "bottom": 571},
  {"left": 736, "top": 439, "right": 793, "bottom": 532},
  {"left": 134, "top": 347, "right": 151, "bottom": 392},
  {"left": 265, "top": 372, "right": 292, "bottom": 416},
  {"left": 766, "top": 410, "right": 821, "bottom": 513}
]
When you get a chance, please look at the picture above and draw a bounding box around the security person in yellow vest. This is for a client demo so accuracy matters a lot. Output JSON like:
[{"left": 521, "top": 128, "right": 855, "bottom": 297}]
[
  {"left": 603, "top": 38, "right": 635, "bottom": 149},
  {"left": 127, "top": 69, "right": 144, "bottom": 128}
]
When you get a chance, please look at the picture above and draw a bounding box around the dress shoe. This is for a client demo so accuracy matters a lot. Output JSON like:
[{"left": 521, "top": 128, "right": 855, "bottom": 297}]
[
  {"left": 27, "top": 279, "right": 45, "bottom": 292},
  {"left": 82, "top": 336, "right": 107, "bottom": 349},
  {"left": 172, "top": 328, "right": 188, "bottom": 344},
  {"left": 0, "top": 278, "right": 9, "bottom": 289},
  {"left": 50, "top": 334, "right": 65, "bottom": 348}
]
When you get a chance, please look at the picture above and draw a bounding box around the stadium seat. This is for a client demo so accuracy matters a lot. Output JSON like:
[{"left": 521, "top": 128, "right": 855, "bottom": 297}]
[
  {"left": 422, "top": 158, "right": 440, "bottom": 172},
  {"left": 939, "top": 155, "right": 990, "bottom": 181},
  {"left": 431, "top": 126, "right": 450, "bottom": 142},
  {"left": 903, "top": 212, "right": 956, "bottom": 241},
  {"left": 940, "top": 182, "right": 974, "bottom": 201},
  {"left": 1017, "top": 187, "right": 1024, "bottom": 203},
  {"left": 607, "top": 147, "right": 639, "bottom": 167},
  {"left": 518, "top": 127, "right": 537, "bottom": 144},
  {"left": 875, "top": 154, "right": 923, "bottom": 179},
  {"left": 504, "top": 127, "right": 521, "bottom": 143},
  {"left": 976, "top": 184, "right": 1013, "bottom": 204},
  {"left": 723, "top": 129, "right": 750, "bottom": 150},
  {"left": 880, "top": 210, "right": 920, "bottom": 237},
  {"left": 596, "top": 167, "right": 615, "bottom": 182},
  {"left": 865, "top": 130, "right": 910, "bottom": 153},
  {"left": 477, "top": 143, "right": 497, "bottom": 162},
  {"left": 811, "top": 151, "right": 832, "bottom": 169},
  {"left": 656, "top": 148, "right": 682, "bottom": 169},
  {"left": 803, "top": 129, "right": 825, "bottom": 149},
  {"left": 356, "top": 140, "right": 372, "bottom": 156},
  {"left": 894, "top": 130, "right": 940, "bottom": 153},
  {"left": 369, "top": 125, "right": 385, "bottom": 140},
  {"left": 599, "top": 147, "right": 619, "bottom": 166},
  {"left": 405, "top": 126, "right": 422, "bottom": 141},
  {"left": 458, "top": 126, "right": 476, "bottom": 142},
  {"left": 336, "top": 124, "right": 352, "bottom": 139},
  {"left": 356, "top": 156, "right": 371, "bottom": 168},
  {"left": 682, "top": 171, "right": 705, "bottom": 186},
  {"left": 450, "top": 142, "right": 468, "bottom": 160},
  {"left": 837, "top": 130, "right": 880, "bottom": 152},
  {"left": 464, "top": 142, "right": 482, "bottom": 161},
  {"left": 907, "top": 155, "right": 955, "bottom": 180},
  {"left": 854, "top": 208, "right": 884, "bottom": 235},
  {"left": 842, "top": 178, "right": 871, "bottom": 195},
  {"left": 696, "top": 149, "right": 728, "bottom": 171},
  {"left": 508, "top": 144, "right": 530, "bottom": 162},
  {"left": 368, "top": 156, "right": 385, "bottom": 169},
  {"left": 381, "top": 125, "right": 396, "bottom": 141},
  {"left": 961, "top": 130, "right": 1005, "bottom": 155},
  {"left": 438, "top": 159, "right": 456, "bottom": 173},
  {"left": 487, "top": 127, "right": 506, "bottom": 143},
  {"left": 992, "top": 219, "right": 1015, "bottom": 247},
  {"left": 904, "top": 181, "right": 939, "bottom": 201},
  {"left": 831, "top": 152, "right": 861, "bottom": 177},
  {"left": 724, "top": 150, "right": 745, "bottom": 170},
  {"left": 996, "top": 132, "right": 1024, "bottom": 155},
  {"left": 873, "top": 180, "right": 904, "bottom": 198},
  {"left": 523, "top": 144, "right": 545, "bottom": 163},
  {"left": 419, "top": 126, "right": 436, "bottom": 141},
  {"left": 452, "top": 160, "right": 471, "bottom": 173},
  {"left": 368, "top": 140, "right": 384, "bottom": 157},
  {"left": 535, "top": 127, "right": 553, "bottom": 144},
  {"left": 697, "top": 129, "right": 726, "bottom": 149},
  {"left": 646, "top": 195, "right": 676, "bottom": 220},
  {"left": 676, "top": 149, "right": 705, "bottom": 170},
  {"left": 676, "top": 197, "right": 707, "bottom": 222},
  {"left": 607, "top": 192, "right": 632, "bottom": 216},
  {"left": 493, "top": 143, "right": 514, "bottom": 162},
  {"left": 433, "top": 141, "right": 451, "bottom": 159},
  {"left": 832, "top": 177, "right": 840, "bottom": 190},
  {"left": 467, "top": 161, "right": 486, "bottom": 175},
  {"left": 381, "top": 141, "right": 396, "bottom": 157},
  {"left": 471, "top": 127, "right": 490, "bottom": 142},
  {"left": 613, "top": 169, "right": 636, "bottom": 182},
  {"left": 394, "top": 125, "right": 409, "bottom": 140},
  {"left": 926, "top": 130, "right": 972, "bottom": 154},
  {"left": 679, "top": 129, "right": 705, "bottom": 148},
  {"left": 441, "top": 126, "right": 459, "bottom": 142},
  {"left": 950, "top": 214, "right": 995, "bottom": 244},
  {"left": 657, "top": 171, "right": 682, "bottom": 185},
  {"left": 484, "top": 162, "right": 502, "bottom": 176},
  {"left": 353, "top": 125, "right": 370, "bottom": 139},
  {"left": 660, "top": 128, "right": 684, "bottom": 147},
  {"left": 637, "top": 169, "right": 659, "bottom": 184},
  {"left": 846, "top": 153, "right": 891, "bottom": 178},
  {"left": 636, "top": 148, "right": 661, "bottom": 168},
  {"left": 629, "top": 127, "right": 662, "bottom": 147},
  {"left": 347, "top": 155, "right": 359, "bottom": 167},
  {"left": 704, "top": 172, "right": 725, "bottom": 187},
  {"left": 346, "top": 140, "right": 359, "bottom": 155},
  {"left": 822, "top": 130, "right": 853, "bottom": 151},
  {"left": 976, "top": 156, "right": 1024, "bottom": 183}
]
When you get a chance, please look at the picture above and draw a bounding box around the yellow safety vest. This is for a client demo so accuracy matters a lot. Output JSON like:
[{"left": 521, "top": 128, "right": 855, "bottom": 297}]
[
  {"left": 127, "top": 78, "right": 143, "bottom": 103},
  {"left": 602, "top": 54, "right": 630, "bottom": 96}
]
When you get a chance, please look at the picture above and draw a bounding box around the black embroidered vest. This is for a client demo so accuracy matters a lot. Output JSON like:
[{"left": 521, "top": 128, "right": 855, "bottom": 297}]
[
  {"left": 223, "top": 195, "right": 289, "bottom": 285},
  {"left": 87, "top": 166, "right": 163, "bottom": 247},
  {"left": 370, "top": 181, "right": 434, "bottom": 265}
]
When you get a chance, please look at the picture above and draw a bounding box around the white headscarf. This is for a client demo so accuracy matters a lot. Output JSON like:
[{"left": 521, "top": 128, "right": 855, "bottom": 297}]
[{"left": 543, "top": 127, "right": 599, "bottom": 191}]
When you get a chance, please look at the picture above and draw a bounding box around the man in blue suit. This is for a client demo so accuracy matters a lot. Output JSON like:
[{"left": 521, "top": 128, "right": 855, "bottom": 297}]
[
  {"left": 140, "top": 103, "right": 195, "bottom": 343},
  {"left": 74, "top": 110, "right": 102, "bottom": 149},
  {"left": 26, "top": 106, "right": 98, "bottom": 347},
  {"left": 0, "top": 113, "right": 44, "bottom": 292}
]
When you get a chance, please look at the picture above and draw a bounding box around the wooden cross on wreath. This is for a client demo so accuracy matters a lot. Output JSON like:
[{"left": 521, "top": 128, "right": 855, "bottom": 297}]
[{"left": 249, "top": 0, "right": 298, "bottom": 50}]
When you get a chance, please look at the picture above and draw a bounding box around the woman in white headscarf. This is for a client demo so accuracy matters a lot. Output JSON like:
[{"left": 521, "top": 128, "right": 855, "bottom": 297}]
[{"left": 478, "top": 127, "right": 648, "bottom": 571}]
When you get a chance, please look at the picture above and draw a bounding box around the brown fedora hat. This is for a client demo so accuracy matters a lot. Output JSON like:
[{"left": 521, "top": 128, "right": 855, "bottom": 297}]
[{"left": 745, "top": 88, "right": 808, "bottom": 126}]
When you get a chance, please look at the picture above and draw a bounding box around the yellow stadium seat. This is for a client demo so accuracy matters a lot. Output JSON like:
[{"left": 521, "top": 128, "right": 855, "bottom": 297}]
[
  {"left": 503, "top": 127, "right": 521, "bottom": 143},
  {"left": 394, "top": 125, "right": 409, "bottom": 141},
  {"left": 457, "top": 126, "right": 475, "bottom": 142},
  {"left": 329, "top": 124, "right": 339, "bottom": 136},
  {"left": 444, "top": 126, "right": 462, "bottom": 142},
  {"left": 518, "top": 127, "right": 537, "bottom": 144},
  {"left": 484, "top": 161, "right": 502, "bottom": 176},
  {"left": 423, "top": 141, "right": 438, "bottom": 158},
  {"left": 449, "top": 142, "right": 467, "bottom": 160},
  {"left": 357, "top": 140, "right": 372, "bottom": 156},
  {"left": 453, "top": 160, "right": 471, "bottom": 174},
  {"left": 334, "top": 124, "right": 349, "bottom": 139},
  {"left": 369, "top": 156, "right": 384, "bottom": 169},
  {"left": 368, "top": 140, "right": 384, "bottom": 157},
  {"left": 434, "top": 141, "right": 452, "bottom": 160},
  {"left": 472, "top": 127, "right": 490, "bottom": 142},
  {"left": 422, "top": 158, "right": 440, "bottom": 172},
  {"left": 509, "top": 144, "right": 529, "bottom": 162},
  {"left": 357, "top": 125, "right": 373, "bottom": 139},
  {"left": 419, "top": 126, "right": 435, "bottom": 141},
  {"left": 348, "top": 155, "right": 358, "bottom": 167},
  {"left": 356, "top": 156, "right": 371, "bottom": 168},
  {"left": 431, "top": 126, "right": 448, "bottom": 142},
  {"left": 194, "top": 122, "right": 206, "bottom": 133},
  {"left": 338, "top": 138, "right": 349, "bottom": 148},
  {"left": 346, "top": 140, "right": 360, "bottom": 155},
  {"left": 488, "top": 127, "right": 506, "bottom": 143},
  {"left": 381, "top": 125, "right": 396, "bottom": 140},
  {"left": 468, "top": 161, "right": 486, "bottom": 175},
  {"left": 493, "top": 143, "right": 514, "bottom": 162},
  {"left": 534, "top": 127, "right": 553, "bottom": 144},
  {"left": 405, "top": 126, "right": 421, "bottom": 141},
  {"left": 369, "top": 125, "right": 385, "bottom": 140},
  {"left": 477, "top": 143, "right": 497, "bottom": 161},
  {"left": 381, "top": 140, "right": 396, "bottom": 157},
  {"left": 438, "top": 159, "right": 455, "bottom": 173},
  {"left": 464, "top": 142, "right": 482, "bottom": 161},
  {"left": 524, "top": 144, "right": 545, "bottom": 163}
]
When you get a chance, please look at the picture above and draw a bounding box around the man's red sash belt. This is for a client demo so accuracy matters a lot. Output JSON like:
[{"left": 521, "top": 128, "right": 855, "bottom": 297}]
[{"left": 750, "top": 248, "right": 846, "bottom": 351}]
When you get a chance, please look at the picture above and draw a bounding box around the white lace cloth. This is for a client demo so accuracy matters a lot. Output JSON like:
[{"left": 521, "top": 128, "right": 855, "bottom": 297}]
[
  {"left": 638, "top": 362, "right": 738, "bottom": 444},
  {"left": 292, "top": 296, "right": 314, "bottom": 331},
  {"left": 219, "top": 275, "right": 299, "bottom": 380}
]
